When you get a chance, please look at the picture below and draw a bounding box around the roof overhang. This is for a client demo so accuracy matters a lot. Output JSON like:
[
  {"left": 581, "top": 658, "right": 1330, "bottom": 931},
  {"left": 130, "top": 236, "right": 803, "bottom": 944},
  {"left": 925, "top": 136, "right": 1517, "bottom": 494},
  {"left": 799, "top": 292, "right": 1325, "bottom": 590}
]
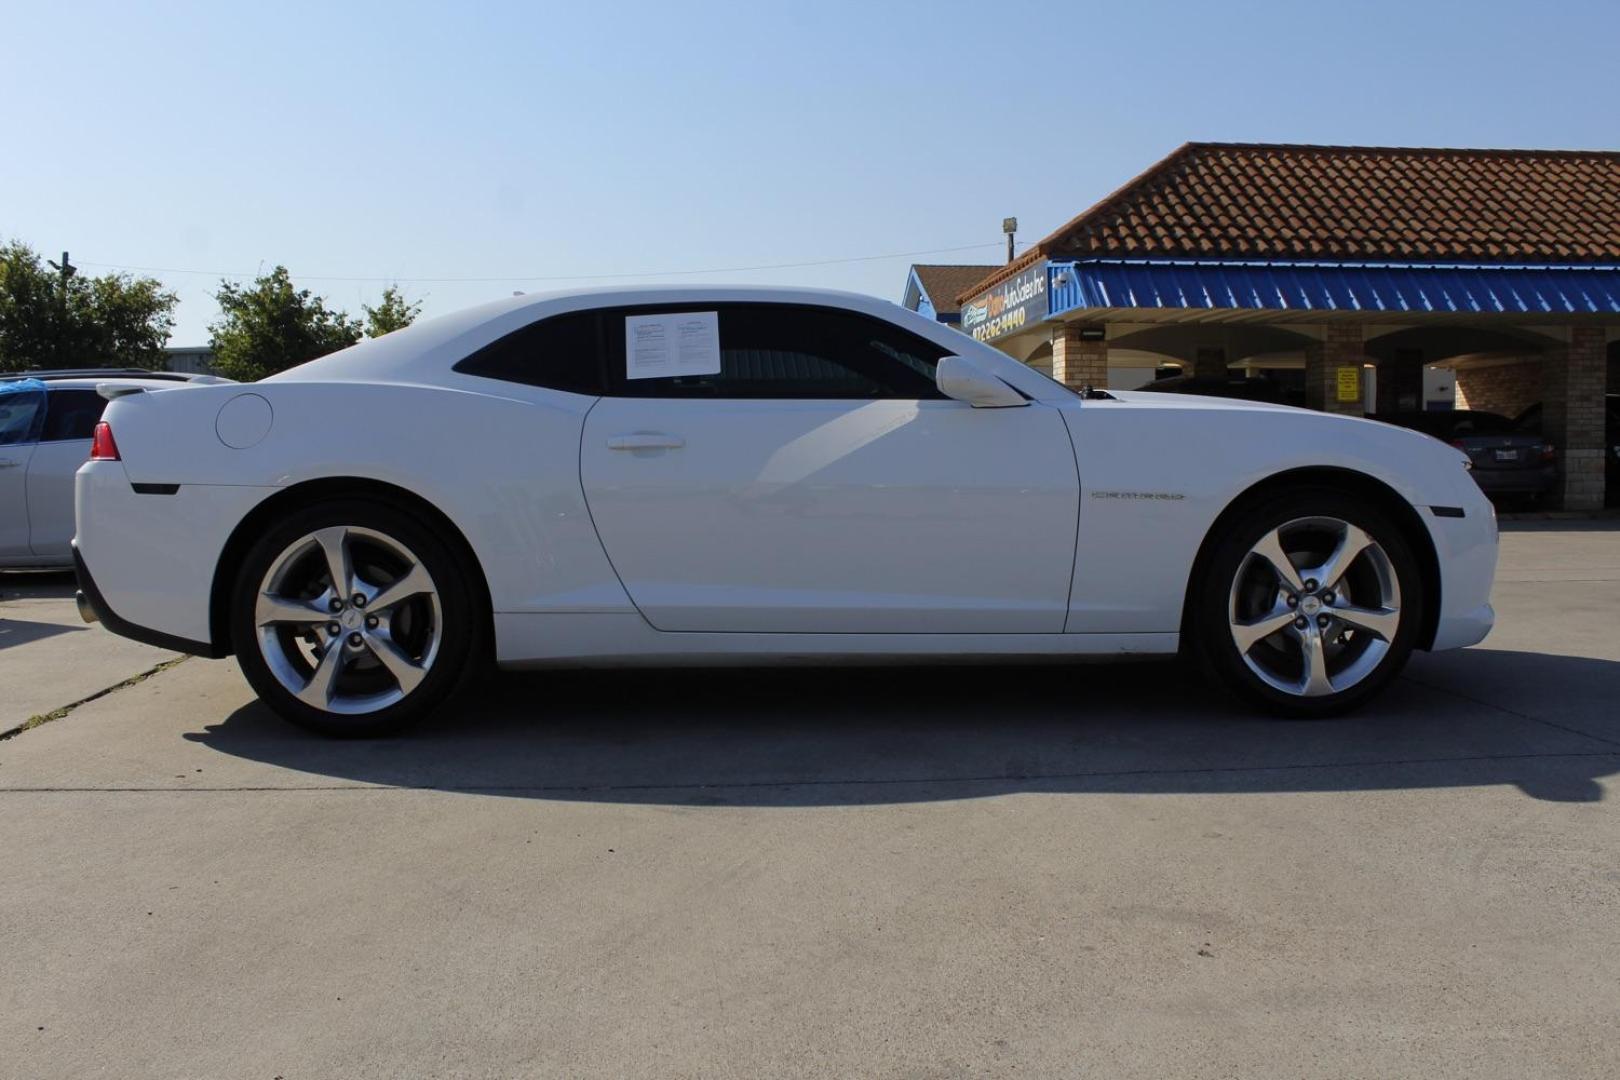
[{"left": 1044, "top": 259, "right": 1620, "bottom": 327}]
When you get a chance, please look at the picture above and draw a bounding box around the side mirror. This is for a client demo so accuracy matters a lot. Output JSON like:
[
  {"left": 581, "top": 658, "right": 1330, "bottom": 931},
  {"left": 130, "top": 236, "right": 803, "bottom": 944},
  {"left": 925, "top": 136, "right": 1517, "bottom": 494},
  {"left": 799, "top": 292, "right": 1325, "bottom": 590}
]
[{"left": 936, "top": 355, "right": 1027, "bottom": 408}]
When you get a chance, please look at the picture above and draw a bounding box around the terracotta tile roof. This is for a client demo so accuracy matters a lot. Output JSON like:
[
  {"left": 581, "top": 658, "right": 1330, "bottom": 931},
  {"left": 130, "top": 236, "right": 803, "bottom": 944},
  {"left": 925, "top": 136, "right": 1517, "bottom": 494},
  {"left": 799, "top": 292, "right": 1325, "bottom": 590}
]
[
  {"left": 959, "top": 142, "right": 1620, "bottom": 301},
  {"left": 910, "top": 264, "right": 1000, "bottom": 315}
]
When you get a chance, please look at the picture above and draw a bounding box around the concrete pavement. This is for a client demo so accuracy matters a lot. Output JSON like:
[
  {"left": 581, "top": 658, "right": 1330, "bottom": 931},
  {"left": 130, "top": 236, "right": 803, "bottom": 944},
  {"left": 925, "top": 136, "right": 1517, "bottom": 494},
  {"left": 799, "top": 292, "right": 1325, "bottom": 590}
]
[
  {"left": 1, "top": 525, "right": 1617, "bottom": 1078},
  {"left": 0, "top": 570, "right": 179, "bottom": 735}
]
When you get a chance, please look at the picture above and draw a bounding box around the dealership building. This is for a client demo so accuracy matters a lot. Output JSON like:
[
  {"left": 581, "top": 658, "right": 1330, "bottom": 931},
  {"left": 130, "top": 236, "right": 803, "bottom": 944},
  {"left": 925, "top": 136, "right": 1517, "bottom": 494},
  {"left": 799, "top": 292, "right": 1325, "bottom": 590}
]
[{"left": 907, "top": 142, "right": 1619, "bottom": 509}]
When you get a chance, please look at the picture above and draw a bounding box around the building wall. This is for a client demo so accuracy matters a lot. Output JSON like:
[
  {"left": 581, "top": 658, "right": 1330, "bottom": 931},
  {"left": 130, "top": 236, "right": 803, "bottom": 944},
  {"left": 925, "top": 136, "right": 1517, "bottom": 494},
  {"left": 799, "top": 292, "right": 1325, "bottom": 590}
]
[
  {"left": 1024, "top": 342, "right": 1054, "bottom": 377},
  {"left": 164, "top": 347, "right": 217, "bottom": 376},
  {"left": 1454, "top": 359, "right": 1542, "bottom": 416}
]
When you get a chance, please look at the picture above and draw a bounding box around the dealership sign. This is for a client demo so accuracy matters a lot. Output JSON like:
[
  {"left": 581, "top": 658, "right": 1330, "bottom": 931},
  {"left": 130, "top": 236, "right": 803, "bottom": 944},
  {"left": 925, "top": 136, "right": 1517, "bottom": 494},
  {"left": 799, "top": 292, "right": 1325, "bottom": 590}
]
[{"left": 960, "top": 261, "right": 1049, "bottom": 342}]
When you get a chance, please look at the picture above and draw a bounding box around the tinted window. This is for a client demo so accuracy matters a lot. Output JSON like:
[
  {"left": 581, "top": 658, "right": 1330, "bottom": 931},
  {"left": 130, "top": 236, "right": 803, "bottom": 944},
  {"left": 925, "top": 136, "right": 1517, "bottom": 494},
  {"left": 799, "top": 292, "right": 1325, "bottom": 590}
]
[
  {"left": 41, "top": 389, "right": 108, "bottom": 442},
  {"left": 0, "top": 388, "right": 44, "bottom": 446},
  {"left": 603, "top": 304, "right": 948, "bottom": 400},
  {"left": 453, "top": 311, "right": 605, "bottom": 395}
]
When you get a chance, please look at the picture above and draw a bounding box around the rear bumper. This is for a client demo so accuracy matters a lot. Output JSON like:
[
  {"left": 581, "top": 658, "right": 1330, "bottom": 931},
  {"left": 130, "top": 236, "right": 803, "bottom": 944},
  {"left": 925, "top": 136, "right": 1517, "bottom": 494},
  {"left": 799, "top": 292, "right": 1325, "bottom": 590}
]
[
  {"left": 73, "top": 544, "right": 223, "bottom": 657},
  {"left": 75, "top": 460, "right": 272, "bottom": 657}
]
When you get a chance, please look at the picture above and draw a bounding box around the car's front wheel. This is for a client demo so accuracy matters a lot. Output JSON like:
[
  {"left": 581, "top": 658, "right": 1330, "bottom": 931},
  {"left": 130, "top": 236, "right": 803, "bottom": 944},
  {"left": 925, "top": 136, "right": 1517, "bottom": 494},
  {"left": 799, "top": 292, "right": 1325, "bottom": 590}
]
[
  {"left": 229, "top": 499, "right": 483, "bottom": 736},
  {"left": 1194, "top": 489, "right": 1424, "bottom": 717}
]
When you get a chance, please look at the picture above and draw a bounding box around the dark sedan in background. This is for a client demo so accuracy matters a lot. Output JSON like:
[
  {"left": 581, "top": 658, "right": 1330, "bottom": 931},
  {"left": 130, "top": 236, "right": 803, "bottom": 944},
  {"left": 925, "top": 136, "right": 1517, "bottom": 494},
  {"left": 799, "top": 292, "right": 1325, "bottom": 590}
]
[{"left": 1371, "top": 409, "right": 1557, "bottom": 504}]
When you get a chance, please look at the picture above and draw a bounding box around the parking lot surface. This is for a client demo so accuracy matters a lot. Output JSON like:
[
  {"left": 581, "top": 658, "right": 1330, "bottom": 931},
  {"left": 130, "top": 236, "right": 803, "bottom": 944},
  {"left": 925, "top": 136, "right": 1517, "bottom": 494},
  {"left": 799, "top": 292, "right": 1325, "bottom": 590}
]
[
  {"left": 0, "top": 572, "right": 178, "bottom": 735},
  {"left": 2, "top": 523, "right": 1618, "bottom": 1079}
]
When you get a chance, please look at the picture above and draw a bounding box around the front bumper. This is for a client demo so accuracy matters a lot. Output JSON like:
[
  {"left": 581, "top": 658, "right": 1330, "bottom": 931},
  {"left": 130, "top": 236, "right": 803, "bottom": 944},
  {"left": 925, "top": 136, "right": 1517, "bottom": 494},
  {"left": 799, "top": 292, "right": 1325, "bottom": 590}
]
[
  {"left": 1431, "top": 600, "right": 1495, "bottom": 651},
  {"left": 1423, "top": 478, "right": 1498, "bottom": 652}
]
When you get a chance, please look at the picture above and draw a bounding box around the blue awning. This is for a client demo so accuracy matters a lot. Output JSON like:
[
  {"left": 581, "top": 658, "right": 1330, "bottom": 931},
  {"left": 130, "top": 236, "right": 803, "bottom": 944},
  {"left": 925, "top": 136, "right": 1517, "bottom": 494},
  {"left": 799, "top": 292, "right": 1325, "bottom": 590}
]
[{"left": 1046, "top": 259, "right": 1620, "bottom": 319}]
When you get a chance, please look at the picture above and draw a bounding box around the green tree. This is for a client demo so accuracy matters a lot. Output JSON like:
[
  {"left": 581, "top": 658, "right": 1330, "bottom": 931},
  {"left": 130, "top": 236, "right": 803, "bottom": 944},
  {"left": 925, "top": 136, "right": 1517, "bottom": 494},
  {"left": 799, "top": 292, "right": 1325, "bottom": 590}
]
[
  {"left": 363, "top": 284, "right": 421, "bottom": 338},
  {"left": 0, "top": 239, "right": 176, "bottom": 370},
  {"left": 209, "top": 267, "right": 363, "bottom": 382},
  {"left": 75, "top": 273, "right": 178, "bottom": 369}
]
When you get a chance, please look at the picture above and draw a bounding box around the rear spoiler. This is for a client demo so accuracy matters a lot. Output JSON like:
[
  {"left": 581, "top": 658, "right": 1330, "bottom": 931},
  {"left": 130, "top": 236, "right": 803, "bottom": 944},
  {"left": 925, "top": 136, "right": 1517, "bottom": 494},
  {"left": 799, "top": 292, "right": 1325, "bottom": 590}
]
[{"left": 96, "top": 374, "right": 230, "bottom": 401}]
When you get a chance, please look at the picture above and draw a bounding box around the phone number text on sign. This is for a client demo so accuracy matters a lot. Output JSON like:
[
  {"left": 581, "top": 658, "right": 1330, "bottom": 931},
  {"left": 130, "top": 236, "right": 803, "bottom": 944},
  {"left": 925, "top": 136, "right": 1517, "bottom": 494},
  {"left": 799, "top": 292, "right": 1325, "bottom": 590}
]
[{"left": 960, "top": 261, "right": 1048, "bottom": 343}]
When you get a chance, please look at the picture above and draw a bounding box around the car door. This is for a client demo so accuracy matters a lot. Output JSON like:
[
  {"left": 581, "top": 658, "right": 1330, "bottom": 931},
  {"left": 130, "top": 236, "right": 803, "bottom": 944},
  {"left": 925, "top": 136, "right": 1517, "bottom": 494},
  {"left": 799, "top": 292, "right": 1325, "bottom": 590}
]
[
  {"left": 579, "top": 302, "right": 1079, "bottom": 633},
  {"left": 0, "top": 384, "right": 45, "bottom": 560},
  {"left": 26, "top": 388, "right": 107, "bottom": 559}
]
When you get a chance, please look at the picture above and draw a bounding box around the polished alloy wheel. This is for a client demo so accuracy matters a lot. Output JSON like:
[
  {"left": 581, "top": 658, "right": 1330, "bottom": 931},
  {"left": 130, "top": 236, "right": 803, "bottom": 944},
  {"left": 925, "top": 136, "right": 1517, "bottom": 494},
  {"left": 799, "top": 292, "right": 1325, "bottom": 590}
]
[
  {"left": 1227, "top": 516, "right": 1402, "bottom": 698},
  {"left": 254, "top": 526, "right": 442, "bottom": 715}
]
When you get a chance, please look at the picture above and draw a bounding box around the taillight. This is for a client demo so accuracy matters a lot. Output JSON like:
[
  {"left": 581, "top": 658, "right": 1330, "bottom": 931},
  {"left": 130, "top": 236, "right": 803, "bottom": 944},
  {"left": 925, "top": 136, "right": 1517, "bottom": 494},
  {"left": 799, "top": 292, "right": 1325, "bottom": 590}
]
[
  {"left": 1540, "top": 444, "right": 1557, "bottom": 463},
  {"left": 90, "top": 421, "right": 121, "bottom": 461},
  {"left": 1449, "top": 439, "right": 1469, "bottom": 452}
]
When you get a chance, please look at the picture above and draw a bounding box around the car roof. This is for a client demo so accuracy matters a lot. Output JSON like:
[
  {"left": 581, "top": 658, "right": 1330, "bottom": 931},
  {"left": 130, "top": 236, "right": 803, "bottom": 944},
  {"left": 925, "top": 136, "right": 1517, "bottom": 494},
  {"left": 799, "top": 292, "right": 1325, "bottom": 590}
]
[{"left": 269, "top": 283, "right": 1043, "bottom": 391}]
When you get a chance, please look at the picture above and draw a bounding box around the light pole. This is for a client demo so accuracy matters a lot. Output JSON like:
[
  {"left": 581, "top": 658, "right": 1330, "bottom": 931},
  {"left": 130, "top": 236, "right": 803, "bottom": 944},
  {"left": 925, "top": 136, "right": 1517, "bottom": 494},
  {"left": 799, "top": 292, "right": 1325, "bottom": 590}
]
[{"left": 46, "top": 251, "right": 75, "bottom": 368}]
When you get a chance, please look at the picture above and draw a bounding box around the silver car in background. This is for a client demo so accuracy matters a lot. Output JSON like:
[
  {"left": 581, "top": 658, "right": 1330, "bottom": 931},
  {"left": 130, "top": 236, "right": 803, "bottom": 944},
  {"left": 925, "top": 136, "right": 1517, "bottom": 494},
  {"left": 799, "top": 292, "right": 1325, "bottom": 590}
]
[{"left": 1, "top": 370, "right": 228, "bottom": 568}]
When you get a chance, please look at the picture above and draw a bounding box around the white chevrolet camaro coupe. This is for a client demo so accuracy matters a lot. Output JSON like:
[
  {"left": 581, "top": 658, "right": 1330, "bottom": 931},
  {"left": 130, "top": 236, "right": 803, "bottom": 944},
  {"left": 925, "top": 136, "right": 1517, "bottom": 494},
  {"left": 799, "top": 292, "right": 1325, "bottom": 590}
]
[{"left": 74, "top": 286, "right": 1497, "bottom": 736}]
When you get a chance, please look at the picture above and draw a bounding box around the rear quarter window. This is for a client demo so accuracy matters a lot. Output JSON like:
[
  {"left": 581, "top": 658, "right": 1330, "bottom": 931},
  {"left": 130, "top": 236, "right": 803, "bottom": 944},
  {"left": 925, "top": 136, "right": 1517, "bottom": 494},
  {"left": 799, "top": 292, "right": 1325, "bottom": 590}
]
[
  {"left": 41, "top": 389, "right": 108, "bottom": 441},
  {"left": 452, "top": 311, "right": 606, "bottom": 395}
]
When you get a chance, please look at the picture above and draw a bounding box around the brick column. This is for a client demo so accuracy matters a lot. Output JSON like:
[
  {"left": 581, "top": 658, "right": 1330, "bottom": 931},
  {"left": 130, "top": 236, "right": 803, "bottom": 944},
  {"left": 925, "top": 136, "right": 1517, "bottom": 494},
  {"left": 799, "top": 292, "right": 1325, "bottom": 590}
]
[
  {"left": 1304, "top": 324, "right": 1367, "bottom": 415},
  {"left": 1052, "top": 324, "right": 1108, "bottom": 390},
  {"left": 1542, "top": 326, "right": 1607, "bottom": 510}
]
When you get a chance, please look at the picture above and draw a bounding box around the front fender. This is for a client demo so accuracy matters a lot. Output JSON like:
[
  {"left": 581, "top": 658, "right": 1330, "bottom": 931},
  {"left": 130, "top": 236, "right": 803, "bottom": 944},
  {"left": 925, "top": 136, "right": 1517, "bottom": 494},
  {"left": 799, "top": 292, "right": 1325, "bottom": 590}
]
[{"left": 1059, "top": 400, "right": 1480, "bottom": 634}]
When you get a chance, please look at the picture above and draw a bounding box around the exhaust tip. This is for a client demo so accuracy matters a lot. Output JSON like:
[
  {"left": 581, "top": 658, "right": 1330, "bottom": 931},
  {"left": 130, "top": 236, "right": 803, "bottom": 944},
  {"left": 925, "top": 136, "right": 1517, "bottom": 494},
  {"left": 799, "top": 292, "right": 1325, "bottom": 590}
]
[{"left": 75, "top": 590, "right": 99, "bottom": 625}]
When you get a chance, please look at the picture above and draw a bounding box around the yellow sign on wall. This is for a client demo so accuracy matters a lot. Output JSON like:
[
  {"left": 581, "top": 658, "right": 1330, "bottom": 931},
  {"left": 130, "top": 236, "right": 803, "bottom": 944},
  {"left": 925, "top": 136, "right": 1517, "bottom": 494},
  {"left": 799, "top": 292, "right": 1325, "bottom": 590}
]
[{"left": 1336, "top": 366, "right": 1361, "bottom": 403}]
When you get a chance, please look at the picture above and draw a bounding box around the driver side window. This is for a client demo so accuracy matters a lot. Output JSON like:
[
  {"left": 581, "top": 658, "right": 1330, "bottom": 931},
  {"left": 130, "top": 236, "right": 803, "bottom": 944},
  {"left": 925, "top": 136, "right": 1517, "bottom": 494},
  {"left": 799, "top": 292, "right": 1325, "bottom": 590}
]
[
  {"left": 603, "top": 303, "right": 949, "bottom": 400},
  {"left": 0, "top": 389, "right": 45, "bottom": 446}
]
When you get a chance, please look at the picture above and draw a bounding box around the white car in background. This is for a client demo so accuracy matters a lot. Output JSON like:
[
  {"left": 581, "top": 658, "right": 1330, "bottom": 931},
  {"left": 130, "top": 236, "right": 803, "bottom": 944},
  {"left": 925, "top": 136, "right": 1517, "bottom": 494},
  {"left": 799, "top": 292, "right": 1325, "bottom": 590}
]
[
  {"left": 0, "top": 370, "right": 227, "bottom": 569},
  {"left": 73, "top": 287, "right": 1498, "bottom": 736}
]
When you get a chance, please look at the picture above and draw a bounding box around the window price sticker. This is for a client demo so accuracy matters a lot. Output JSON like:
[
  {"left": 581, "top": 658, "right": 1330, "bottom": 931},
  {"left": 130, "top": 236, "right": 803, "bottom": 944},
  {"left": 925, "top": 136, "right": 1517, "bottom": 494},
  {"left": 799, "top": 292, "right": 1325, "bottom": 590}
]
[{"left": 625, "top": 312, "right": 721, "bottom": 380}]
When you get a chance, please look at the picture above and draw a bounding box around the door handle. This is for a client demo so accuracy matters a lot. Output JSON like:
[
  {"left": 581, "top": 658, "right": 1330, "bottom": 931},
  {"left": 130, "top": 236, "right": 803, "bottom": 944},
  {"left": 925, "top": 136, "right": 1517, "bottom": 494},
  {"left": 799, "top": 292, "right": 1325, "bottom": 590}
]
[
  {"left": 606, "top": 433, "right": 685, "bottom": 451},
  {"left": 0, "top": 459, "right": 19, "bottom": 469}
]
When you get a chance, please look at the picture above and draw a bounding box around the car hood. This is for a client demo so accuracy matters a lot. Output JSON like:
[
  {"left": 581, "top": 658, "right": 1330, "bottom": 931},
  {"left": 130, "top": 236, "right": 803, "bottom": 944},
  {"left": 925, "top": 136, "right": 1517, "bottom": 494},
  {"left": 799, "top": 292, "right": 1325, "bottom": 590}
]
[
  {"left": 1105, "top": 389, "right": 1306, "bottom": 415},
  {"left": 1096, "top": 389, "right": 1473, "bottom": 476}
]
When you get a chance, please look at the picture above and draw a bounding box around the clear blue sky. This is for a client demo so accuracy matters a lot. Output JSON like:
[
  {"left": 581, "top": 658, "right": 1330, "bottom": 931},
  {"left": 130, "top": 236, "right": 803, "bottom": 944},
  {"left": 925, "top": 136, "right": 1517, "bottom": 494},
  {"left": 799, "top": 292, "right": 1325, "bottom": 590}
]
[{"left": 6, "top": 0, "right": 1619, "bottom": 344}]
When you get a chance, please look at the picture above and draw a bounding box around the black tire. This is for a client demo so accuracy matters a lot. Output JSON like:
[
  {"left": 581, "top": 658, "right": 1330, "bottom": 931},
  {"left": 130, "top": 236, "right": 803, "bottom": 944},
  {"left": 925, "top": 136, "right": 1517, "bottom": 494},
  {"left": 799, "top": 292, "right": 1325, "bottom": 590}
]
[
  {"left": 229, "top": 497, "right": 485, "bottom": 737},
  {"left": 1191, "top": 487, "right": 1425, "bottom": 718}
]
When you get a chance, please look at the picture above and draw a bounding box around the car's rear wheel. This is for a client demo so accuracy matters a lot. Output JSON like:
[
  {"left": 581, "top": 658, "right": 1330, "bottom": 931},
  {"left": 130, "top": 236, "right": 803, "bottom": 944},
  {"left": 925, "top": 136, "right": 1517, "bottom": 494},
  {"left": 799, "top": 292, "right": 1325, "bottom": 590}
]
[
  {"left": 229, "top": 499, "right": 482, "bottom": 736},
  {"left": 1194, "top": 489, "right": 1423, "bottom": 717}
]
